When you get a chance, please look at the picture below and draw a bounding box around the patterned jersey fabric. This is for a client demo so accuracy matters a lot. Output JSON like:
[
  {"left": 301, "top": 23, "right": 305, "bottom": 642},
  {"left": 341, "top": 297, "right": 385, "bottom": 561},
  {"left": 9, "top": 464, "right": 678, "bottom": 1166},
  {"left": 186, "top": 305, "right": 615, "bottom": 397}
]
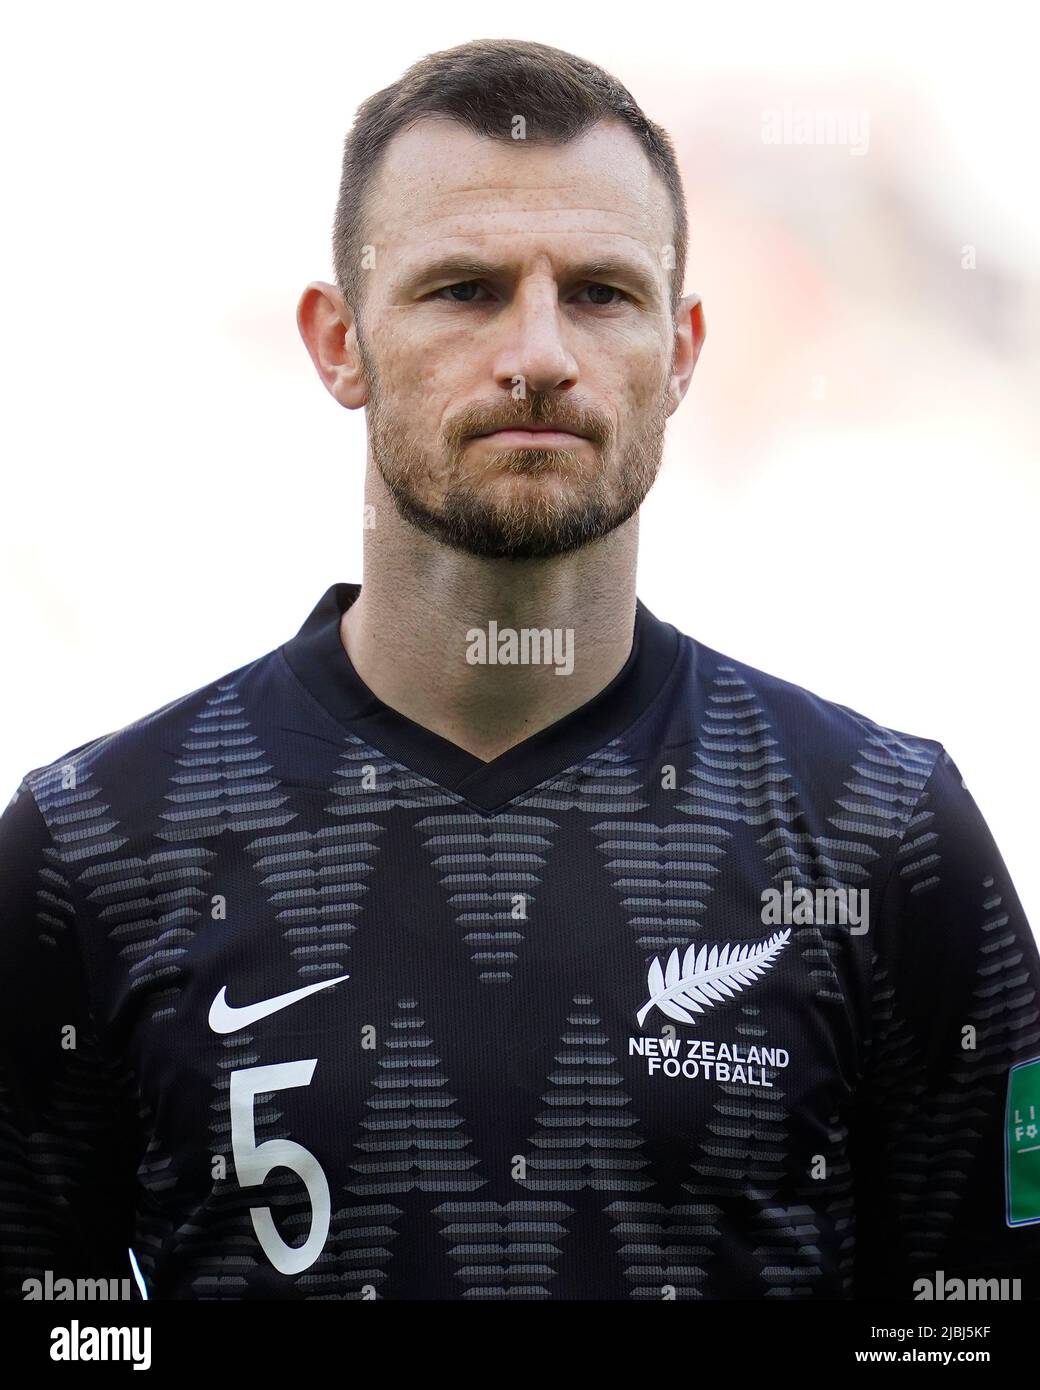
[{"left": 2, "top": 581, "right": 1038, "bottom": 1300}]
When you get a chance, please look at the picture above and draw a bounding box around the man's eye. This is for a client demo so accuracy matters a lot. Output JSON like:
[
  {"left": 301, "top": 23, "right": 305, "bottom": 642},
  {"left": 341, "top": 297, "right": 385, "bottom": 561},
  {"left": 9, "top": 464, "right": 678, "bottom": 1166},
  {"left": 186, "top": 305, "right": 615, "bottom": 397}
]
[
  {"left": 432, "top": 281, "right": 490, "bottom": 303},
  {"left": 430, "top": 281, "right": 627, "bottom": 306},
  {"left": 575, "top": 283, "right": 626, "bottom": 306}
]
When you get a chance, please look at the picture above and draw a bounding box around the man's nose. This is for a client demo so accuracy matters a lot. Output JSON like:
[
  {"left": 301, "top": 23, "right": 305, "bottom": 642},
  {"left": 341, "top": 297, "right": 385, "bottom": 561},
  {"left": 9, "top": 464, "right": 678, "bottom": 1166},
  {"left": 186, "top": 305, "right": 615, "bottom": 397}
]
[{"left": 491, "top": 283, "right": 579, "bottom": 394}]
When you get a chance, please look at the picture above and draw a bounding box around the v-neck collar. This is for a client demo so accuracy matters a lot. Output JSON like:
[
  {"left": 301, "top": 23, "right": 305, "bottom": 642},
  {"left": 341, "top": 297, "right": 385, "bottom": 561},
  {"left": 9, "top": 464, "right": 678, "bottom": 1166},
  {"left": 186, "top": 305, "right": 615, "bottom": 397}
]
[{"left": 279, "top": 581, "right": 683, "bottom": 814}]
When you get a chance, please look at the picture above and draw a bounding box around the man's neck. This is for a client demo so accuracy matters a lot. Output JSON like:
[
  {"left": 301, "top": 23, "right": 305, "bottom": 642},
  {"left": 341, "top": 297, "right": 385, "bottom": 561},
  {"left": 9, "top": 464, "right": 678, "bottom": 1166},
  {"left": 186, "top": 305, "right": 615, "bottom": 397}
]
[{"left": 340, "top": 470, "right": 640, "bottom": 763}]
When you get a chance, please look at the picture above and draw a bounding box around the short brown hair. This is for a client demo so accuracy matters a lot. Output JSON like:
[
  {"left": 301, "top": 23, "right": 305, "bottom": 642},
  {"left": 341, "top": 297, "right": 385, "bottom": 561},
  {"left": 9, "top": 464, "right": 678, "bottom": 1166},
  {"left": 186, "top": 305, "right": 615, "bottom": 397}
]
[{"left": 332, "top": 38, "right": 687, "bottom": 327}]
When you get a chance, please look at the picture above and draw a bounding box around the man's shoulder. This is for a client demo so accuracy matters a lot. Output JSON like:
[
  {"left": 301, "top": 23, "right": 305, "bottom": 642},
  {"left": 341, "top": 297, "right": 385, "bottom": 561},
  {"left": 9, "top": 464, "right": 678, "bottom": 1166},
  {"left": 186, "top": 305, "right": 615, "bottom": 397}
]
[
  {"left": 17, "top": 643, "right": 285, "bottom": 850},
  {"left": 682, "top": 631, "right": 946, "bottom": 799}
]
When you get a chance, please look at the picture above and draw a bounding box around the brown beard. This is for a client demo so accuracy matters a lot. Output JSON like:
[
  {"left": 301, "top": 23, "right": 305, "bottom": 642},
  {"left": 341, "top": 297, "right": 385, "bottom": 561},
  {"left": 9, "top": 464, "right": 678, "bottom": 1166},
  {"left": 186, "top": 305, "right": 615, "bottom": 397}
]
[{"left": 360, "top": 339, "right": 670, "bottom": 560}]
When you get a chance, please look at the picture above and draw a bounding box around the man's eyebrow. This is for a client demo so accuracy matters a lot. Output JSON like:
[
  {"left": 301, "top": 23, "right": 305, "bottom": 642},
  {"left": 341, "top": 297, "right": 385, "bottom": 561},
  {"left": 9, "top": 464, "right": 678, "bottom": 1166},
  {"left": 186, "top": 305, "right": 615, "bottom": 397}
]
[{"left": 395, "top": 253, "right": 663, "bottom": 301}]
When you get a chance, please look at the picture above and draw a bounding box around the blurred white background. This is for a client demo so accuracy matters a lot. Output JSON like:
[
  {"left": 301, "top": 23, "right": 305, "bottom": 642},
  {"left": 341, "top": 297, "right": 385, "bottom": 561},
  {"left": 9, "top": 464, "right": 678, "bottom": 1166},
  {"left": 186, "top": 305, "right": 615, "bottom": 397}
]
[{"left": 2, "top": 2, "right": 1037, "bottom": 928}]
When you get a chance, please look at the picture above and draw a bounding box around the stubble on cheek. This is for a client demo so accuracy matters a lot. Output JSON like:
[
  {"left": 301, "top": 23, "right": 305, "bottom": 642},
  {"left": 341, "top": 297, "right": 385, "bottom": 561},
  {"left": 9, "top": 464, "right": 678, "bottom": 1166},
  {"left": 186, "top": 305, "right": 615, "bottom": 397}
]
[
  {"left": 363, "top": 330, "right": 443, "bottom": 495},
  {"left": 365, "top": 321, "right": 672, "bottom": 529}
]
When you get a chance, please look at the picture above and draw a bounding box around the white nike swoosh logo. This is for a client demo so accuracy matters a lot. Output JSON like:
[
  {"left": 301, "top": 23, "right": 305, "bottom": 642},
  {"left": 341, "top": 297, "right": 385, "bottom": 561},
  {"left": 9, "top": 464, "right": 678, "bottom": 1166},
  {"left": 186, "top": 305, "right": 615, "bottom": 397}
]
[{"left": 207, "top": 974, "right": 350, "bottom": 1034}]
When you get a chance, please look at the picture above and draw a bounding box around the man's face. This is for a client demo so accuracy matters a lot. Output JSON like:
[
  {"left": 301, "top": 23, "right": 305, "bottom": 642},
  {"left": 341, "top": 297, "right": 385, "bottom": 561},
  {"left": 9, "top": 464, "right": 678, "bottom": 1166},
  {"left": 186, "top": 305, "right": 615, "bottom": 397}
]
[{"left": 356, "top": 117, "right": 683, "bottom": 560}]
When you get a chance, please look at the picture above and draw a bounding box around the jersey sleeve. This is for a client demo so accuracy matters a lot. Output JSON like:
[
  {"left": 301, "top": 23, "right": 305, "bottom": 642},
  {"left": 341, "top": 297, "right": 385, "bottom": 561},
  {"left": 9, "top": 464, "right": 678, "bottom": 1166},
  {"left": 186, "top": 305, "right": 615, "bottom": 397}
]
[
  {"left": 852, "top": 745, "right": 1040, "bottom": 1299},
  {"left": 0, "top": 776, "right": 140, "bottom": 1301}
]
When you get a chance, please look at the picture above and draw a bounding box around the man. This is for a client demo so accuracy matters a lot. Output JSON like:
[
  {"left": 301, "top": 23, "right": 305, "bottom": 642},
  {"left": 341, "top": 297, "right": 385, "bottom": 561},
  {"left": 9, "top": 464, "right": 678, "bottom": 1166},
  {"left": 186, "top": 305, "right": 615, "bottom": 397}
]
[{"left": 2, "top": 38, "right": 1038, "bottom": 1302}]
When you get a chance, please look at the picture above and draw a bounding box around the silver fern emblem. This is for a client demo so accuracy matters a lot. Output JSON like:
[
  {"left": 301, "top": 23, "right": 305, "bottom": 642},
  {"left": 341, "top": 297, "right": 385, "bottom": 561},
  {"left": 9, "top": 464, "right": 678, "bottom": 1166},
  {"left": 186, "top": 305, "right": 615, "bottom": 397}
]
[{"left": 636, "top": 929, "right": 791, "bottom": 1028}]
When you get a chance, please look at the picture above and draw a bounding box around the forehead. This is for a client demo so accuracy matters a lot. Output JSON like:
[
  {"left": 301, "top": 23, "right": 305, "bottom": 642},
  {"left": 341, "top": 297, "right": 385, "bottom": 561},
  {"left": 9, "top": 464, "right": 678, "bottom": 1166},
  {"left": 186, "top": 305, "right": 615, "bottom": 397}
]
[{"left": 365, "top": 116, "right": 673, "bottom": 264}]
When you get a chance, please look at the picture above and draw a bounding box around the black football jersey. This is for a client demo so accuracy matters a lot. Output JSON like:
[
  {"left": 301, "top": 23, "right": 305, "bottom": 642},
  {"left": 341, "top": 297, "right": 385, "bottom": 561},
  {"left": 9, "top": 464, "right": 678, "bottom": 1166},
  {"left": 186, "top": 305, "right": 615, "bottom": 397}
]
[{"left": 2, "top": 581, "right": 1038, "bottom": 1300}]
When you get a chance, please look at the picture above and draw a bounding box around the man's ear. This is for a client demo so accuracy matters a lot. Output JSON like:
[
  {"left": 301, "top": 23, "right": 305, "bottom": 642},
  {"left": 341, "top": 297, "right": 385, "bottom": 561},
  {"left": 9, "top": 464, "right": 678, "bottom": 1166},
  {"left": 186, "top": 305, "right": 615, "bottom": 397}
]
[
  {"left": 296, "top": 281, "right": 369, "bottom": 409},
  {"left": 667, "top": 291, "right": 706, "bottom": 414}
]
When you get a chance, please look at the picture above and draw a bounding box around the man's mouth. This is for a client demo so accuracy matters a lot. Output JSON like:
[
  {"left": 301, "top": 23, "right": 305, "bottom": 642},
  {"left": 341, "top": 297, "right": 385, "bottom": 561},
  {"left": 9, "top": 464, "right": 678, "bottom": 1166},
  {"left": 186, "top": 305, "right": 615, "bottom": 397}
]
[{"left": 471, "top": 425, "right": 590, "bottom": 446}]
